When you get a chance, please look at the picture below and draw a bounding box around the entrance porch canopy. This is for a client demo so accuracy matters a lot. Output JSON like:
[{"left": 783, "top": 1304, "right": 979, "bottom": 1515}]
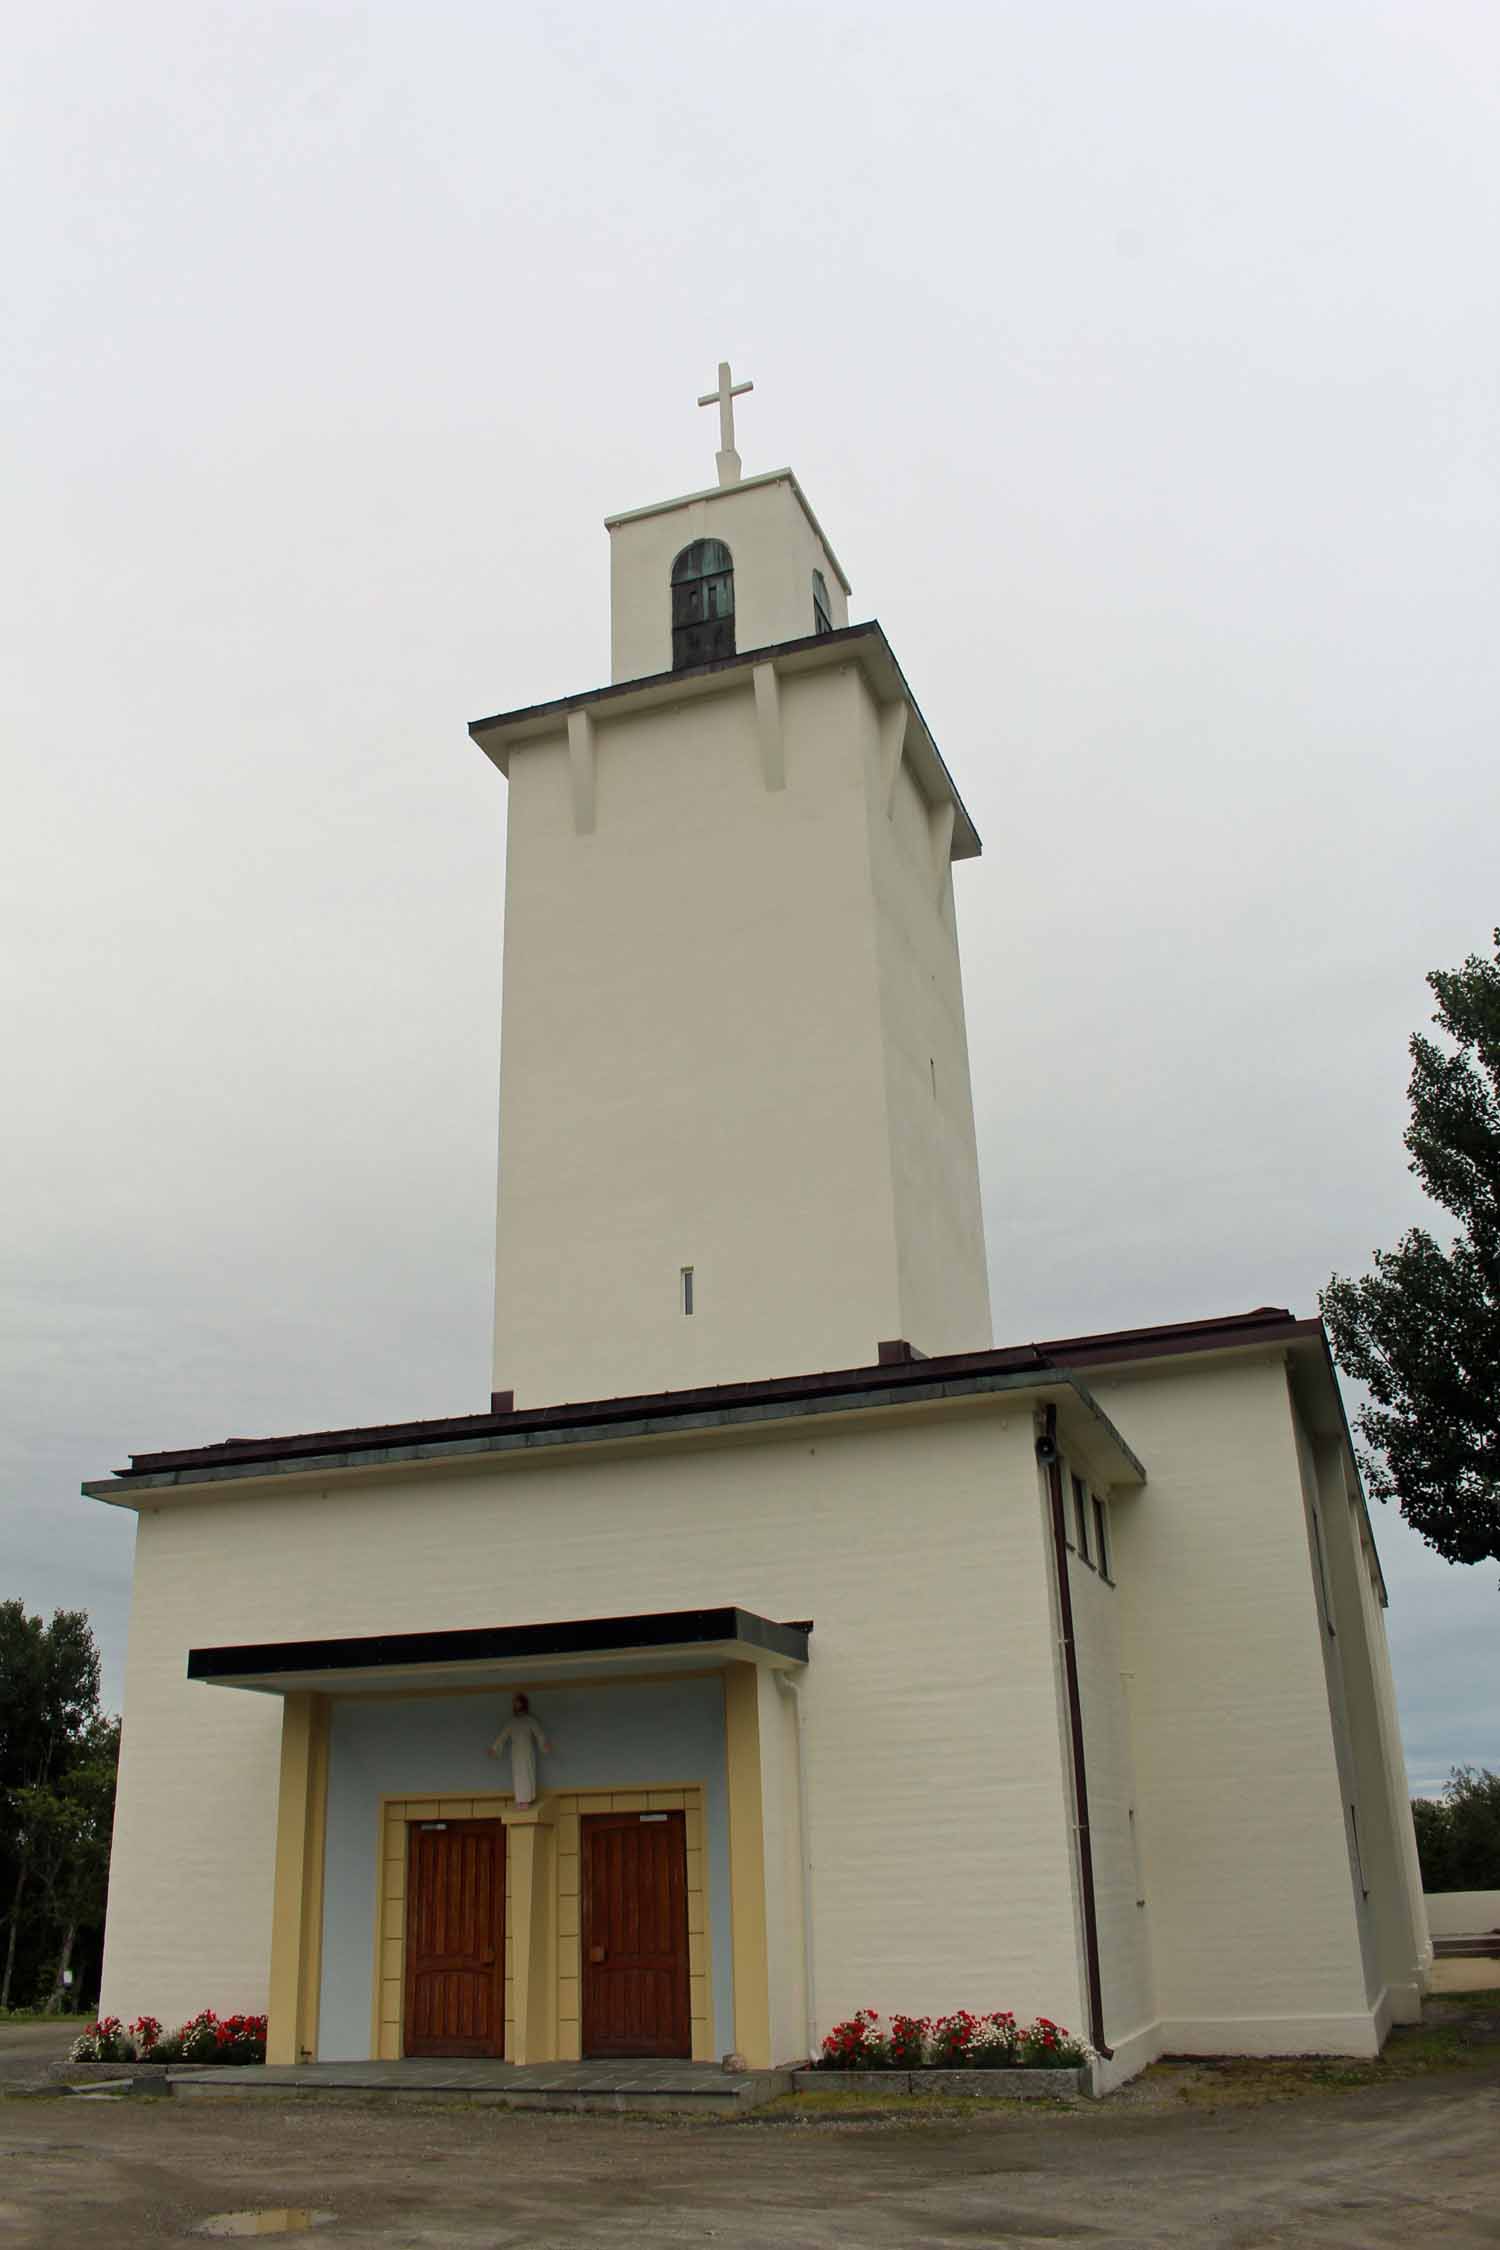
[{"left": 187, "top": 1605, "right": 811, "bottom": 1697}]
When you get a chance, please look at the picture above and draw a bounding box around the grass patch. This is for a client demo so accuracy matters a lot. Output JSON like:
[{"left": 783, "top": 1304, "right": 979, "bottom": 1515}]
[
  {"left": 1137, "top": 1997, "right": 1500, "bottom": 2111},
  {"left": 746, "top": 2089, "right": 1076, "bottom": 2128}
]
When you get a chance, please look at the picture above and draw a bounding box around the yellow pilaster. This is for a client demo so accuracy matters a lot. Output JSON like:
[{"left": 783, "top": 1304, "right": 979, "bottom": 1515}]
[
  {"left": 723, "top": 1663, "right": 771, "bottom": 2068},
  {"left": 501, "top": 1800, "right": 557, "bottom": 2064},
  {"left": 266, "top": 1693, "right": 330, "bottom": 2066}
]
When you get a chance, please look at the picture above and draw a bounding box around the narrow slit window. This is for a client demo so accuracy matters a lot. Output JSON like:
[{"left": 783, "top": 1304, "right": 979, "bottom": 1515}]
[
  {"left": 680, "top": 1265, "right": 694, "bottom": 1316},
  {"left": 1092, "top": 1493, "right": 1111, "bottom": 1581},
  {"left": 1349, "top": 1802, "right": 1369, "bottom": 1897},
  {"left": 812, "top": 568, "right": 833, "bottom": 635},
  {"left": 1310, "top": 1503, "right": 1335, "bottom": 1634},
  {"left": 1071, "top": 1473, "right": 1092, "bottom": 1564}
]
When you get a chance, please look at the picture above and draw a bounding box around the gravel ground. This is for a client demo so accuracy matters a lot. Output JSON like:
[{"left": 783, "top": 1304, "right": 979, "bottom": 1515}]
[
  {"left": 2, "top": 1999, "right": 1497, "bottom": 2250},
  {"left": 0, "top": 2020, "right": 78, "bottom": 2089}
]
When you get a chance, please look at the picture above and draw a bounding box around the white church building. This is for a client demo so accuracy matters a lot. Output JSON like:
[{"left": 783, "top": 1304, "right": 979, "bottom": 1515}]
[{"left": 89, "top": 372, "right": 1430, "bottom": 2090}]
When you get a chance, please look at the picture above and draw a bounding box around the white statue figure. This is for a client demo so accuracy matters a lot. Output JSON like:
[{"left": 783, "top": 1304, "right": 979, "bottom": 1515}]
[{"left": 488, "top": 1691, "right": 551, "bottom": 1806}]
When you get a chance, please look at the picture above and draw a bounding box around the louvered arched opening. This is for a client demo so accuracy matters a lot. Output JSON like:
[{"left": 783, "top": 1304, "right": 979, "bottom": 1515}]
[{"left": 670, "top": 539, "right": 735, "bottom": 670}]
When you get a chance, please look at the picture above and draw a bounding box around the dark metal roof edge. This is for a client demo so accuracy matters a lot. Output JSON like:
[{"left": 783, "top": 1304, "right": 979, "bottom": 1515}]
[
  {"left": 87, "top": 1309, "right": 1315, "bottom": 1497},
  {"left": 90, "top": 1366, "right": 1128, "bottom": 1496},
  {"left": 187, "top": 1605, "right": 811, "bottom": 1685},
  {"left": 1043, "top": 1310, "right": 1324, "bottom": 1372}
]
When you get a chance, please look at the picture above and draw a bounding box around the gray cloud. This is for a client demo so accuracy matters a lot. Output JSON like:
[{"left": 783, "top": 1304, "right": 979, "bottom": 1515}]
[{"left": 5, "top": 2, "right": 1496, "bottom": 1778}]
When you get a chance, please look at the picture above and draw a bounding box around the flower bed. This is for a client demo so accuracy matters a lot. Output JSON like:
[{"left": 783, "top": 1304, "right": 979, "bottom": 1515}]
[
  {"left": 65, "top": 2010, "right": 268, "bottom": 2067},
  {"left": 808, "top": 2008, "right": 1091, "bottom": 2076}
]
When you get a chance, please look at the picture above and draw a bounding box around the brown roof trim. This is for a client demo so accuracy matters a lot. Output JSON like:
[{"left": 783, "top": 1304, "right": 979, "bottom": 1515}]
[
  {"left": 1040, "top": 1307, "right": 1322, "bottom": 1370},
  {"left": 107, "top": 1307, "right": 1315, "bottom": 1482}
]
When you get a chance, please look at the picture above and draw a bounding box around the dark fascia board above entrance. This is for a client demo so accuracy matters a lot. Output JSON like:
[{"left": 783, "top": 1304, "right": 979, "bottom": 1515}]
[
  {"left": 466, "top": 620, "right": 982, "bottom": 863},
  {"left": 187, "top": 1606, "right": 811, "bottom": 1697}
]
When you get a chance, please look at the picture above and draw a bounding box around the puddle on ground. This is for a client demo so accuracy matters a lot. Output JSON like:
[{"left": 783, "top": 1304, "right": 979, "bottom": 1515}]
[{"left": 193, "top": 2214, "right": 336, "bottom": 2238}]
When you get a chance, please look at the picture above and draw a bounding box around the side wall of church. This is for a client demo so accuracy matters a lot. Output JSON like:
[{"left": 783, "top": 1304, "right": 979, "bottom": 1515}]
[
  {"left": 1091, "top": 1353, "right": 1385, "bottom": 2055},
  {"left": 1287, "top": 1399, "right": 1382, "bottom": 2005},
  {"left": 858, "top": 675, "right": 993, "bottom": 1358},
  {"left": 1306, "top": 1421, "right": 1430, "bottom": 2017},
  {"left": 1063, "top": 1526, "right": 1156, "bottom": 2063},
  {"left": 100, "top": 1404, "right": 1089, "bottom": 2056},
  {"left": 492, "top": 664, "right": 913, "bottom": 1406},
  {"left": 101, "top": 1511, "right": 284, "bottom": 2026}
]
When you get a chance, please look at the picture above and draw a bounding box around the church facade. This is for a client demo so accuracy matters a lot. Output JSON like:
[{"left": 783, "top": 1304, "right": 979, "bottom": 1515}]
[{"left": 89, "top": 383, "right": 1429, "bottom": 2090}]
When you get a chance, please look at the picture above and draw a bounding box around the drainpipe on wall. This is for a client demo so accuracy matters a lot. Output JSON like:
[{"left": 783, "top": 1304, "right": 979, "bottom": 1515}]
[
  {"left": 774, "top": 1668, "right": 818, "bottom": 2061},
  {"left": 1037, "top": 1402, "right": 1112, "bottom": 2061}
]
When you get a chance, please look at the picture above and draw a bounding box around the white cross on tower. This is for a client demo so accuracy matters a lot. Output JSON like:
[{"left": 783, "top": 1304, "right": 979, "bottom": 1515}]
[{"left": 698, "top": 359, "right": 753, "bottom": 488}]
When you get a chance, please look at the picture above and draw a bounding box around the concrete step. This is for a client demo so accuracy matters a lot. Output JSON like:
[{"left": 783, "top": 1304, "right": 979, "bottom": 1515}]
[{"left": 166, "top": 2060, "right": 792, "bottom": 2114}]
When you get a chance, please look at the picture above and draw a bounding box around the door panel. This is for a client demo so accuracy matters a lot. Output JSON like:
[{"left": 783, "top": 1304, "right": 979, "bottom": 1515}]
[
  {"left": 581, "top": 1810, "right": 691, "bottom": 2059},
  {"left": 403, "top": 1819, "right": 506, "bottom": 2058}
]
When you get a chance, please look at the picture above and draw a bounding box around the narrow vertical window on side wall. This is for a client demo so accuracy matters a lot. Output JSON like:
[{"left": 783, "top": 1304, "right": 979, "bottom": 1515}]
[
  {"left": 671, "top": 540, "right": 735, "bottom": 669},
  {"left": 1072, "top": 1473, "right": 1092, "bottom": 1564},
  {"left": 1349, "top": 1802, "right": 1369, "bottom": 1897},
  {"left": 1092, "top": 1494, "right": 1111, "bottom": 1581},
  {"left": 1310, "top": 1503, "right": 1336, "bottom": 1634},
  {"left": 812, "top": 568, "right": 833, "bottom": 635},
  {"left": 680, "top": 1266, "right": 694, "bottom": 1315}
]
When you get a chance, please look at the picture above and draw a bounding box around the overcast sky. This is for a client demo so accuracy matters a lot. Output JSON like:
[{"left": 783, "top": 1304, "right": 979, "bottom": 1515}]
[{"left": 5, "top": 2, "right": 1497, "bottom": 1792}]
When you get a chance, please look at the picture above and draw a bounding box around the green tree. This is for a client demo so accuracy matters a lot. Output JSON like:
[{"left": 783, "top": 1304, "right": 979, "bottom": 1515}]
[
  {"left": 0, "top": 1604, "right": 110, "bottom": 2009},
  {"left": 12, "top": 1716, "right": 120, "bottom": 2010},
  {"left": 1411, "top": 1768, "right": 1500, "bottom": 1892},
  {"left": 1410, "top": 1794, "right": 1457, "bottom": 1892},
  {"left": 1444, "top": 1766, "right": 1500, "bottom": 1889},
  {"left": 1321, "top": 932, "right": 1500, "bottom": 1569}
]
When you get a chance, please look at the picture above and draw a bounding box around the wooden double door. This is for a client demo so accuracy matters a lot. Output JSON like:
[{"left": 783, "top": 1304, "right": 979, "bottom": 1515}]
[
  {"left": 581, "top": 1810, "right": 692, "bottom": 2060},
  {"left": 402, "top": 1807, "right": 694, "bottom": 2062},
  {"left": 403, "top": 1819, "right": 506, "bottom": 2058}
]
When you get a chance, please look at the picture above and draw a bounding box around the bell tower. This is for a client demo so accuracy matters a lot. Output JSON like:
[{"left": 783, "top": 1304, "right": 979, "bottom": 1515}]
[{"left": 470, "top": 369, "right": 992, "bottom": 1406}]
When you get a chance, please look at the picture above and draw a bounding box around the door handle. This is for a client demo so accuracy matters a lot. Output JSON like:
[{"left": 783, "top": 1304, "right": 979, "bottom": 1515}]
[
  {"left": 480, "top": 1951, "right": 496, "bottom": 1966},
  {"left": 589, "top": 1945, "right": 607, "bottom": 1965}
]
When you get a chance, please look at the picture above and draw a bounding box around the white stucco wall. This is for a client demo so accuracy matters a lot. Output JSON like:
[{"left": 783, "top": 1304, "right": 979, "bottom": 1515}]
[
  {"left": 1061, "top": 1489, "right": 1156, "bottom": 2062},
  {"left": 607, "top": 472, "right": 849, "bottom": 685},
  {"left": 1305, "top": 1416, "right": 1429, "bottom": 2017},
  {"left": 1424, "top": 1891, "right": 1500, "bottom": 1938},
  {"left": 102, "top": 1508, "right": 284, "bottom": 2025},
  {"left": 1288, "top": 1407, "right": 1381, "bottom": 2007},
  {"left": 862, "top": 700, "right": 991, "bottom": 1359},
  {"left": 100, "top": 1402, "right": 1088, "bottom": 2058},
  {"left": 1091, "top": 1352, "right": 1390, "bottom": 2056},
  {"left": 491, "top": 658, "right": 989, "bottom": 1407}
]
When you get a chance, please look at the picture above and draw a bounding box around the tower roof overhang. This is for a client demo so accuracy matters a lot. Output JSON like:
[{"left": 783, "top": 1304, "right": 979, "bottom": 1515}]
[{"left": 467, "top": 621, "right": 982, "bottom": 862}]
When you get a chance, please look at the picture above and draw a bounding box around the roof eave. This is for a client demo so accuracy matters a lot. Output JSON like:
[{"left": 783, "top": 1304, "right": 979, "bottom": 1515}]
[
  {"left": 83, "top": 1368, "right": 1142, "bottom": 1507},
  {"left": 466, "top": 621, "right": 982, "bottom": 862}
]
